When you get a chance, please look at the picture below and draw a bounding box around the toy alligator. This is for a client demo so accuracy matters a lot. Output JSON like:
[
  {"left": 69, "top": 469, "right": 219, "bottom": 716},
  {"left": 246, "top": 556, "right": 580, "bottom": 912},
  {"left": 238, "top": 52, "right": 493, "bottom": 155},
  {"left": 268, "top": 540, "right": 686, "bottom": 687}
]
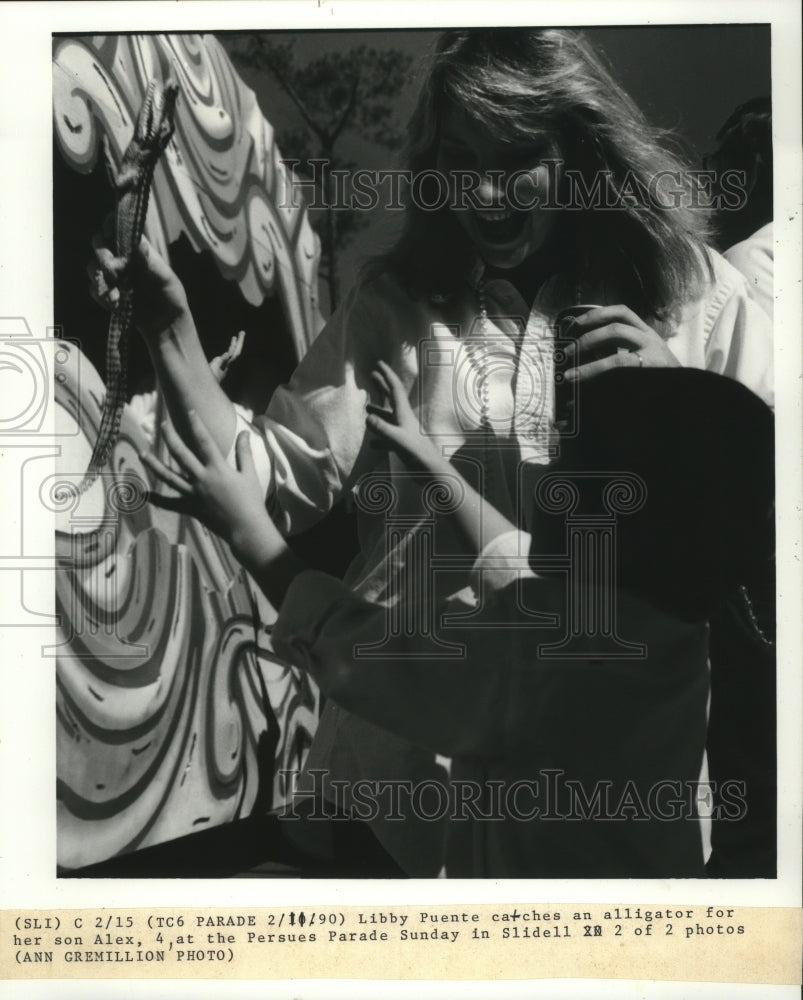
[{"left": 80, "top": 78, "right": 179, "bottom": 493}]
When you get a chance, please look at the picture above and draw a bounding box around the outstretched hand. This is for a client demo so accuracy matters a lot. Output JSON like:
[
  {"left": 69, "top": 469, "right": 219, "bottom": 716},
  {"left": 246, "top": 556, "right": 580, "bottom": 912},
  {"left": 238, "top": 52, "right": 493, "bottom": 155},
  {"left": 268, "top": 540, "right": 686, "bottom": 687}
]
[
  {"left": 142, "top": 412, "right": 276, "bottom": 560},
  {"left": 88, "top": 219, "right": 189, "bottom": 340},
  {"left": 210, "top": 331, "right": 246, "bottom": 383},
  {"left": 366, "top": 361, "right": 446, "bottom": 475},
  {"left": 563, "top": 304, "right": 680, "bottom": 382}
]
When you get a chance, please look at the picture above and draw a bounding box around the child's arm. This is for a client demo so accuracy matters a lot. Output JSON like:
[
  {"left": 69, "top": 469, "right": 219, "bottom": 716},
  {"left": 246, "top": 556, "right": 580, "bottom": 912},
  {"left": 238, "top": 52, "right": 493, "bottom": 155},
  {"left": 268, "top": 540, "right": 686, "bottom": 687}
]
[
  {"left": 142, "top": 405, "right": 540, "bottom": 760},
  {"left": 142, "top": 411, "right": 305, "bottom": 609},
  {"left": 367, "top": 361, "right": 517, "bottom": 557},
  {"left": 143, "top": 360, "right": 524, "bottom": 612}
]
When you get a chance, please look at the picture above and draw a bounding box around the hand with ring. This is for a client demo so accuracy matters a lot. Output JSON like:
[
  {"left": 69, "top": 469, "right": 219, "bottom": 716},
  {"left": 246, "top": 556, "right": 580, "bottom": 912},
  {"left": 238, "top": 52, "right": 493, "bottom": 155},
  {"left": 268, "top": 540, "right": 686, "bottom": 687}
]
[{"left": 563, "top": 304, "right": 680, "bottom": 383}]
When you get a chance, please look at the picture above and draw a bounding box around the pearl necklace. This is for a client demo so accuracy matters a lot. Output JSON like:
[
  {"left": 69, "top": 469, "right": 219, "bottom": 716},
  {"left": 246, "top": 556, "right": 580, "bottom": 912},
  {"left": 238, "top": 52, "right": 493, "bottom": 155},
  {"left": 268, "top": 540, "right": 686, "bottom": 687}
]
[
  {"left": 466, "top": 269, "right": 583, "bottom": 426},
  {"left": 458, "top": 279, "right": 498, "bottom": 508},
  {"left": 464, "top": 279, "right": 492, "bottom": 431},
  {"left": 463, "top": 272, "right": 584, "bottom": 507}
]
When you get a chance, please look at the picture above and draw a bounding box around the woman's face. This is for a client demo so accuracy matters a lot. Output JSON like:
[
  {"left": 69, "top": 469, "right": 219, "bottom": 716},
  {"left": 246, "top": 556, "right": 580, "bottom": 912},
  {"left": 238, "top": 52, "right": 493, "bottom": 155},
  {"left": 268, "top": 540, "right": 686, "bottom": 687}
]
[{"left": 434, "top": 104, "right": 561, "bottom": 270}]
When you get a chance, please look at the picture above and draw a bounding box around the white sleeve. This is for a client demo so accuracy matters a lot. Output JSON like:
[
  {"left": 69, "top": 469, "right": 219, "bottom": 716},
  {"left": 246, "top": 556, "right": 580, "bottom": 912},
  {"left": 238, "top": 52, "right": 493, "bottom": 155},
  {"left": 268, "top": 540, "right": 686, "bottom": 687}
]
[
  {"left": 723, "top": 224, "right": 773, "bottom": 320},
  {"left": 470, "top": 528, "right": 535, "bottom": 597},
  {"left": 227, "top": 278, "right": 404, "bottom": 536},
  {"left": 224, "top": 409, "right": 272, "bottom": 497},
  {"left": 703, "top": 263, "right": 774, "bottom": 409}
]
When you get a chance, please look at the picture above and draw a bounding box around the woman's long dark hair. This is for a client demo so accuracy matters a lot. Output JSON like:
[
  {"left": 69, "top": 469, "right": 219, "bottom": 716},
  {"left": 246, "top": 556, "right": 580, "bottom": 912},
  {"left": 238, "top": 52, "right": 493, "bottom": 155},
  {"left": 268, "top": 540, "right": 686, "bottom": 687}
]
[{"left": 365, "top": 29, "right": 714, "bottom": 321}]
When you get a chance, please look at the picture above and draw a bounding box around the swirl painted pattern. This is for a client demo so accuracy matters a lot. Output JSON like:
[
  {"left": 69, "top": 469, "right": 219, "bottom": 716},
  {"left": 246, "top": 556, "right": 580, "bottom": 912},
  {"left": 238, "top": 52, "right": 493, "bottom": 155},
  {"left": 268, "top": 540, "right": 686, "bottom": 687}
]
[
  {"left": 53, "top": 342, "right": 318, "bottom": 870},
  {"left": 53, "top": 33, "right": 323, "bottom": 358},
  {"left": 51, "top": 31, "right": 325, "bottom": 872}
]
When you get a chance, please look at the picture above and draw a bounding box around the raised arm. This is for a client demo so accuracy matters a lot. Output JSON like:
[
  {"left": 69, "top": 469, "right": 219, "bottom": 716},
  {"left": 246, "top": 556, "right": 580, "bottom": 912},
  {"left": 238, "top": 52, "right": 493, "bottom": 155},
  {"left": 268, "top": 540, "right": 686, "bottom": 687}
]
[
  {"left": 91, "top": 233, "right": 239, "bottom": 458},
  {"left": 367, "top": 361, "right": 518, "bottom": 556},
  {"left": 91, "top": 233, "right": 403, "bottom": 535}
]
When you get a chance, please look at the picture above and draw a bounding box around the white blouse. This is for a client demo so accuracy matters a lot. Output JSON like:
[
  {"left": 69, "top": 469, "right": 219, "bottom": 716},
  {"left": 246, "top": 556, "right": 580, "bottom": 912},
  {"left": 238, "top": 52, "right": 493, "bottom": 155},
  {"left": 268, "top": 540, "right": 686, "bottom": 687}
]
[{"left": 236, "top": 246, "right": 773, "bottom": 589}]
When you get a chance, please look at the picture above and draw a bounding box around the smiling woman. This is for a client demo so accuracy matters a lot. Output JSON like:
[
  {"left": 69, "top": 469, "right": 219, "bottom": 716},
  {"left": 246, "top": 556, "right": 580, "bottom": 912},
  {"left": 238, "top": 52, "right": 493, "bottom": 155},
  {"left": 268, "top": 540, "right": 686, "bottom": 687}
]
[
  {"left": 435, "top": 104, "right": 562, "bottom": 270},
  {"left": 375, "top": 29, "right": 734, "bottom": 319}
]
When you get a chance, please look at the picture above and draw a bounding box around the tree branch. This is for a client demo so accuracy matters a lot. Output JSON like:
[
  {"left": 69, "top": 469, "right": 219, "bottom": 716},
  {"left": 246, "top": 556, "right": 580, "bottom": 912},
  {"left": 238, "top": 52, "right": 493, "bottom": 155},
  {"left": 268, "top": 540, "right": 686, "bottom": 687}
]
[
  {"left": 330, "top": 71, "right": 361, "bottom": 145},
  {"left": 260, "top": 44, "right": 330, "bottom": 145}
]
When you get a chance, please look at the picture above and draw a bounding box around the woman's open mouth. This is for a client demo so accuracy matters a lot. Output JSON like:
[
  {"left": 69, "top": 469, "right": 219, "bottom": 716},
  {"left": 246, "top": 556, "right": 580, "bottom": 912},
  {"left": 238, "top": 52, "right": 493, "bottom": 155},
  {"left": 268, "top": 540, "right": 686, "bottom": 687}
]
[{"left": 472, "top": 209, "right": 528, "bottom": 246}]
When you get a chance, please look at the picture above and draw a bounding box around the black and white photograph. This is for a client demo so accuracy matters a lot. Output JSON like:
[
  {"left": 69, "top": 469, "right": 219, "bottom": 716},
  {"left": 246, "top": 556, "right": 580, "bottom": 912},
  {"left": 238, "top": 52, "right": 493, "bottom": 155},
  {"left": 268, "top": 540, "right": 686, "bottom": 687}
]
[{"left": 1, "top": 0, "right": 801, "bottom": 996}]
